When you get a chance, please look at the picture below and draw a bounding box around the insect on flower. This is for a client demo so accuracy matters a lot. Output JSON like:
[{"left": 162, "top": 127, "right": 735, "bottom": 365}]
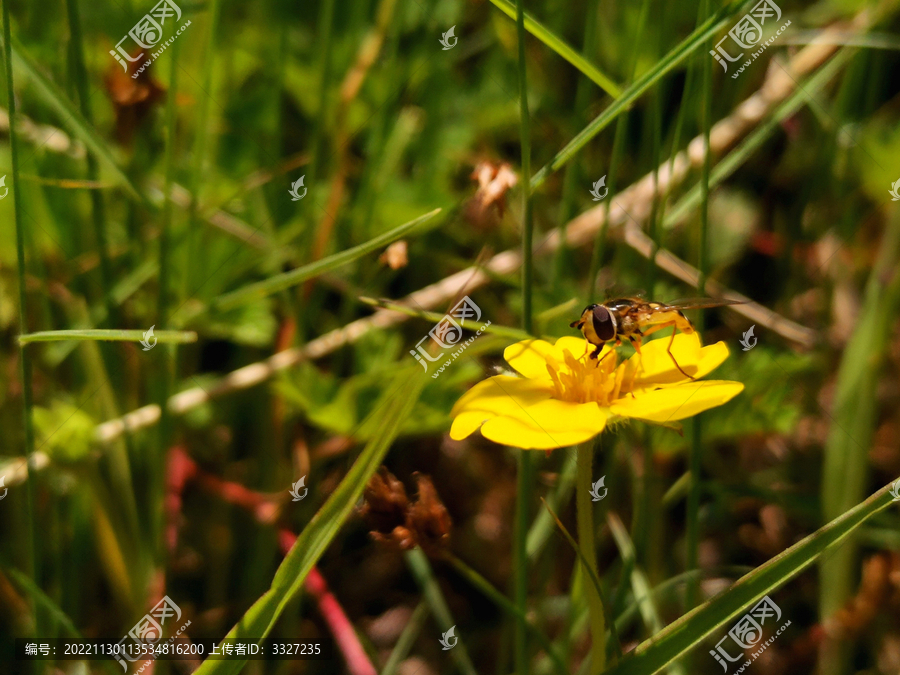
[{"left": 570, "top": 297, "right": 745, "bottom": 379}]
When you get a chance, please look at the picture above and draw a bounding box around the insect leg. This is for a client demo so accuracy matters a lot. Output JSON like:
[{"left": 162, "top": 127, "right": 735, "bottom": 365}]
[
  {"left": 628, "top": 335, "right": 643, "bottom": 354},
  {"left": 665, "top": 323, "right": 694, "bottom": 380}
]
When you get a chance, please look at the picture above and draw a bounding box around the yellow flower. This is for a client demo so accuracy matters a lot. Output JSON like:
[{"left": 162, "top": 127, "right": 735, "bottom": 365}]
[{"left": 449, "top": 332, "right": 744, "bottom": 450}]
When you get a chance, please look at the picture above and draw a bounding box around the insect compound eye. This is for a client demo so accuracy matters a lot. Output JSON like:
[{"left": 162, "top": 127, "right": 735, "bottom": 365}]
[{"left": 591, "top": 305, "right": 616, "bottom": 341}]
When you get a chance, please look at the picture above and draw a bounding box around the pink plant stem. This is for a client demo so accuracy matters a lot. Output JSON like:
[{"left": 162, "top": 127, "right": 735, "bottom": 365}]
[
  {"left": 172, "top": 449, "right": 377, "bottom": 675},
  {"left": 165, "top": 446, "right": 197, "bottom": 553},
  {"left": 280, "top": 531, "right": 378, "bottom": 675}
]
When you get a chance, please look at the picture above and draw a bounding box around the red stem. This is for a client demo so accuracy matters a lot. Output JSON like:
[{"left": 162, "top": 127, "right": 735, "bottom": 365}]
[{"left": 165, "top": 447, "right": 377, "bottom": 675}]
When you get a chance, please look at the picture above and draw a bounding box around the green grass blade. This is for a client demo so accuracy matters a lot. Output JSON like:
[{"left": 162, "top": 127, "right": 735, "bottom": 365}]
[
  {"left": 530, "top": 0, "right": 747, "bottom": 191},
  {"left": 488, "top": 0, "right": 621, "bottom": 98},
  {"left": 607, "top": 514, "right": 663, "bottom": 634},
  {"left": 3, "top": 0, "right": 39, "bottom": 639},
  {"left": 5, "top": 567, "right": 82, "bottom": 638},
  {"left": 405, "top": 548, "right": 479, "bottom": 675},
  {"left": 212, "top": 208, "right": 442, "bottom": 311},
  {"left": 604, "top": 481, "right": 899, "bottom": 675},
  {"left": 608, "top": 514, "right": 687, "bottom": 675},
  {"left": 18, "top": 329, "right": 197, "bottom": 345},
  {"left": 2, "top": 36, "right": 141, "bottom": 200},
  {"left": 664, "top": 49, "right": 853, "bottom": 227},
  {"left": 66, "top": 0, "right": 115, "bottom": 325},
  {"left": 526, "top": 448, "right": 577, "bottom": 559},
  {"left": 380, "top": 600, "right": 429, "bottom": 675},
  {"left": 542, "top": 495, "right": 622, "bottom": 663},
  {"left": 192, "top": 368, "right": 426, "bottom": 675},
  {"left": 449, "top": 555, "right": 568, "bottom": 675},
  {"left": 358, "top": 297, "right": 530, "bottom": 340},
  {"left": 685, "top": 0, "right": 714, "bottom": 621},
  {"left": 820, "top": 213, "right": 900, "bottom": 617}
]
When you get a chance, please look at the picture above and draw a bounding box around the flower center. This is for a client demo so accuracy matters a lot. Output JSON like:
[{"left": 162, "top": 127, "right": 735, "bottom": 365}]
[{"left": 545, "top": 345, "right": 631, "bottom": 405}]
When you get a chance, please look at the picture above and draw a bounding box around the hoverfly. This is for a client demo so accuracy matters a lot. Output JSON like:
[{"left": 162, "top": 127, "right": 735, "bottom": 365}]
[{"left": 569, "top": 297, "right": 745, "bottom": 379}]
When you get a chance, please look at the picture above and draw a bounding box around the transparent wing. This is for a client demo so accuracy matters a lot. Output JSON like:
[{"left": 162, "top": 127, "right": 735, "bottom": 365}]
[
  {"left": 660, "top": 297, "right": 748, "bottom": 311},
  {"left": 602, "top": 285, "right": 646, "bottom": 301}
]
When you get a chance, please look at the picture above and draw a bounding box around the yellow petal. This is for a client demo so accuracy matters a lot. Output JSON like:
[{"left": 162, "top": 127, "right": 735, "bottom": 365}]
[
  {"left": 451, "top": 375, "right": 554, "bottom": 415},
  {"left": 610, "top": 380, "right": 744, "bottom": 423},
  {"left": 449, "top": 375, "right": 555, "bottom": 441},
  {"left": 450, "top": 410, "right": 497, "bottom": 440},
  {"left": 629, "top": 334, "right": 729, "bottom": 387},
  {"left": 479, "top": 398, "right": 609, "bottom": 450},
  {"left": 504, "top": 340, "right": 559, "bottom": 379}
]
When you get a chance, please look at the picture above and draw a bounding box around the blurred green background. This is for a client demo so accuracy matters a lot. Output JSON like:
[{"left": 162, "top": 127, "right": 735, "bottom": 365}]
[{"left": 2, "top": 0, "right": 900, "bottom": 673}]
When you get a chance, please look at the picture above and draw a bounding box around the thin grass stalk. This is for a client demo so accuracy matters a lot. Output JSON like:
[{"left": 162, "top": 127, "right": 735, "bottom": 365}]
[
  {"left": 155, "top": 40, "right": 180, "bottom": 559},
  {"left": 577, "top": 441, "right": 605, "bottom": 674},
  {"left": 3, "top": 0, "right": 39, "bottom": 641},
  {"left": 644, "top": 7, "right": 665, "bottom": 295},
  {"left": 516, "top": 0, "right": 534, "bottom": 336},
  {"left": 309, "top": 0, "right": 336, "bottom": 186},
  {"left": 488, "top": 0, "right": 621, "bottom": 97},
  {"left": 819, "top": 212, "right": 900, "bottom": 671},
  {"left": 526, "top": 448, "right": 577, "bottom": 559},
  {"left": 657, "top": 49, "right": 697, "bottom": 230},
  {"left": 529, "top": 1, "right": 740, "bottom": 191},
  {"left": 633, "top": 14, "right": 665, "bottom": 563},
  {"left": 686, "top": 0, "right": 714, "bottom": 616},
  {"left": 187, "top": 0, "right": 221, "bottom": 295},
  {"left": 449, "top": 555, "right": 568, "bottom": 675},
  {"left": 663, "top": 49, "right": 853, "bottom": 228},
  {"left": 514, "top": 1, "right": 535, "bottom": 672},
  {"left": 65, "top": 0, "right": 115, "bottom": 326},
  {"left": 380, "top": 601, "right": 428, "bottom": 675},
  {"left": 553, "top": 0, "right": 600, "bottom": 289},
  {"left": 404, "top": 548, "right": 479, "bottom": 675},
  {"left": 587, "top": 0, "right": 652, "bottom": 296},
  {"left": 18, "top": 329, "right": 197, "bottom": 344},
  {"left": 553, "top": 0, "right": 598, "bottom": 288}
]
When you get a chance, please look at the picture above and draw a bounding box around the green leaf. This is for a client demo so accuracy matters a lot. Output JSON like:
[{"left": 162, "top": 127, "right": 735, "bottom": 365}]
[
  {"left": 18, "top": 329, "right": 197, "bottom": 345},
  {"left": 211, "top": 208, "right": 443, "bottom": 311},
  {"left": 192, "top": 367, "right": 427, "bottom": 675},
  {"left": 604, "top": 481, "right": 898, "bottom": 675},
  {"left": 2, "top": 36, "right": 141, "bottom": 199},
  {"left": 488, "top": 0, "right": 621, "bottom": 98},
  {"left": 33, "top": 401, "right": 96, "bottom": 462}
]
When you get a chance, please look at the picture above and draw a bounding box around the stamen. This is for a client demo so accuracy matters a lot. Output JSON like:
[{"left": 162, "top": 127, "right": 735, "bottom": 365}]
[{"left": 546, "top": 363, "right": 563, "bottom": 399}]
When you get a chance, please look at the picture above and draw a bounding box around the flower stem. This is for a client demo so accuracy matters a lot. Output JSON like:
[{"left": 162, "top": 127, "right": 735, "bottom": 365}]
[
  {"left": 576, "top": 441, "right": 605, "bottom": 674},
  {"left": 687, "top": 0, "right": 713, "bottom": 615},
  {"left": 514, "top": 1, "right": 535, "bottom": 672},
  {"left": 514, "top": 450, "right": 533, "bottom": 674}
]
